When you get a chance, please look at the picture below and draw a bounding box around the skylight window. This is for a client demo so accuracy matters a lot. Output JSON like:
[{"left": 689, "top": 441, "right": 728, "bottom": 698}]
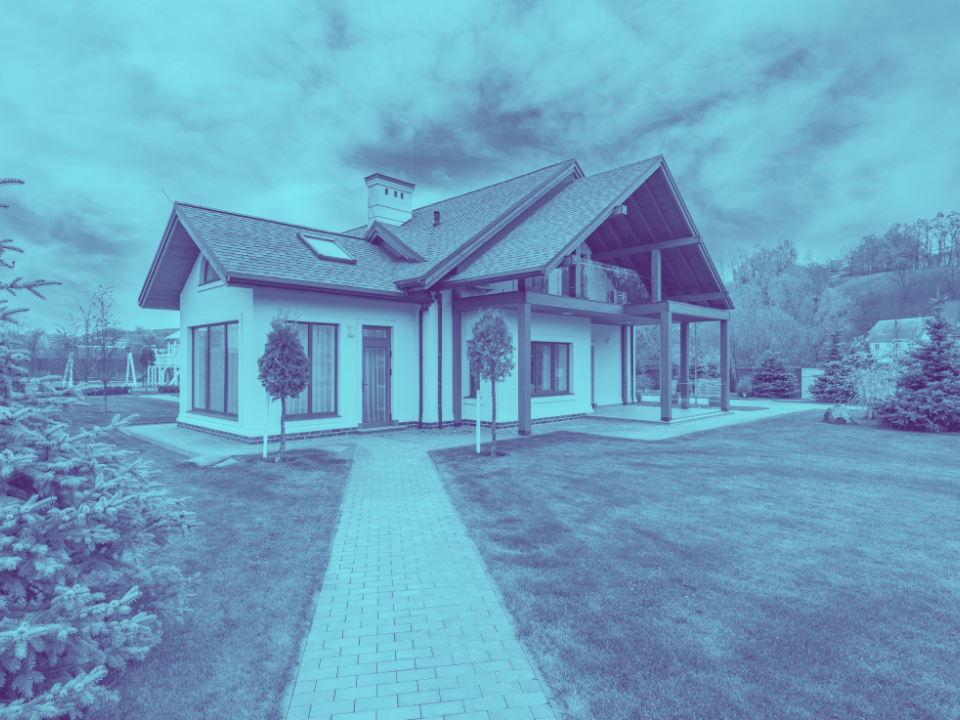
[{"left": 299, "top": 232, "right": 356, "bottom": 264}]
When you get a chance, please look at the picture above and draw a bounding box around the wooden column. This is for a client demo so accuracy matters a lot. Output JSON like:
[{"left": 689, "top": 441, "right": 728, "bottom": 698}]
[
  {"left": 629, "top": 325, "right": 636, "bottom": 403},
  {"left": 621, "top": 325, "right": 629, "bottom": 404},
  {"left": 679, "top": 322, "right": 690, "bottom": 409},
  {"left": 651, "top": 248, "right": 662, "bottom": 302},
  {"left": 720, "top": 319, "right": 730, "bottom": 412},
  {"left": 660, "top": 309, "right": 672, "bottom": 421},
  {"left": 452, "top": 309, "right": 462, "bottom": 426},
  {"left": 518, "top": 303, "right": 532, "bottom": 435}
]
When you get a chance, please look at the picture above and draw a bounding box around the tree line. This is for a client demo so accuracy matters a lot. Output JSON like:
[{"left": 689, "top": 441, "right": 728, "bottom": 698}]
[{"left": 843, "top": 211, "right": 960, "bottom": 276}]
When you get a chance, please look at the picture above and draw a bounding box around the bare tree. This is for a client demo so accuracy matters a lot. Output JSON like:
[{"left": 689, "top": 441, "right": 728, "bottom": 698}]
[{"left": 89, "top": 283, "right": 123, "bottom": 411}]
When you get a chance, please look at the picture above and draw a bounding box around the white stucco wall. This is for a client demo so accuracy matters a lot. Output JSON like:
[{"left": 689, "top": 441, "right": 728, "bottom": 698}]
[
  {"left": 460, "top": 310, "right": 619, "bottom": 425},
  {"left": 178, "top": 253, "right": 423, "bottom": 438},
  {"left": 591, "top": 323, "right": 624, "bottom": 407},
  {"left": 178, "top": 255, "right": 254, "bottom": 435}
]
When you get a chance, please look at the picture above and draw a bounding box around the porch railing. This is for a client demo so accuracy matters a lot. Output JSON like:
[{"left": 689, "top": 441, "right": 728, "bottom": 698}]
[{"left": 455, "top": 258, "right": 649, "bottom": 306}]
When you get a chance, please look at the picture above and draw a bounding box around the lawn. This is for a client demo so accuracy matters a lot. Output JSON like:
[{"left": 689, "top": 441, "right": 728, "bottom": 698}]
[
  {"left": 76, "top": 404, "right": 353, "bottom": 720},
  {"left": 61, "top": 392, "right": 180, "bottom": 429},
  {"left": 431, "top": 411, "right": 960, "bottom": 720}
]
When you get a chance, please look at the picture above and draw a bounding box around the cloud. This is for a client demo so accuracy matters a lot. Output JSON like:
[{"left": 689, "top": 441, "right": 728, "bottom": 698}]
[{"left": 2, "top": 0, "right": 959, "bottom": 333}]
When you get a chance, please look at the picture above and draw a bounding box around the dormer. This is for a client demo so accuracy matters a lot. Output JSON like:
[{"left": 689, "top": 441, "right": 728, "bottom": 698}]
[{"left": 365, "top": 173, "right": 415, "bottom": 226}]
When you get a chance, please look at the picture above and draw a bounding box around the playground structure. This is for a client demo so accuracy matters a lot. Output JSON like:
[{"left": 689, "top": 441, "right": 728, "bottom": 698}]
[{"left": 146, "top": 330, "right": 181, "bottom": 387}]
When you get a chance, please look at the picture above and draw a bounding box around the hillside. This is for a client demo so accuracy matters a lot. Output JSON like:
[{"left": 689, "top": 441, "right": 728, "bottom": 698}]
[{"left": 832, "top": 266, "right": 959, "bottom": 337}]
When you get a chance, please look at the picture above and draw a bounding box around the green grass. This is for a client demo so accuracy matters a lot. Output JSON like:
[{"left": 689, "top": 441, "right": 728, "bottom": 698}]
[
  {"left": 62, "top": 392, "right": 179, "bottom": 429},
  {"left": 81, "top": 418, "right": 352, "bottom": 720},
  {"left": 431, "top": 412, "right": 960, "bottom": 720}
]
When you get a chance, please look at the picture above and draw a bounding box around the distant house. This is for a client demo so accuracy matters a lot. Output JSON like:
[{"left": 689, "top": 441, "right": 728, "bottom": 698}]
[
  {"left": 866, "top": 300, "right": 960, "bottom": 356},
  {"left": 138, "top": 155, "right": 734, "bottom": 441}
]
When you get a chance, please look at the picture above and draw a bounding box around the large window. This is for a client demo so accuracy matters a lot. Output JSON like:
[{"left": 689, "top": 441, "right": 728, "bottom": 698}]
[
  {"left": 287, "top": 323, "right": 338, "bottom": 417},
  {"left": 532, "top": 342, "right": 570, "bottom": 396},
  {"left": 192, "top": 322, "right": 239, "bottom": 416}
]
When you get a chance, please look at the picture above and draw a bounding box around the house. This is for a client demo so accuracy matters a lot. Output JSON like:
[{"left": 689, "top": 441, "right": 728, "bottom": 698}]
[
  {"left": 138, "top": 155, "right": 734, "bottom": 442},
  {"left": 866, "top": 301, "right": 960, "bottom": 357}
]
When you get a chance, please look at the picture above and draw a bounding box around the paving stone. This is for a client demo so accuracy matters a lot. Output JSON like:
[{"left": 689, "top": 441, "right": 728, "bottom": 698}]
[
  {"left": 503, "top": 693, "right": 547, "bottom": 708},
  {"left": 487, "top": 708, "right": 534, "bottom": 720},
  {"left": 284, "top": 448, "right": 560, "bottom": 720}
]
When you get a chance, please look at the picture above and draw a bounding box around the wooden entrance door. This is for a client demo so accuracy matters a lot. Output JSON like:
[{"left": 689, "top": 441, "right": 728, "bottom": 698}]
[{"left": 362, "top": 326, "right": 392, "bottom": 427}]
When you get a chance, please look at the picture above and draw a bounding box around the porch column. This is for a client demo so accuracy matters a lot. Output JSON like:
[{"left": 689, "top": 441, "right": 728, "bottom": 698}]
[
  {"left": 660, "top": 309, "right": 672, "bottom": 421},
  {"left": 720, "top": 319, "right": 730, "bottom": 412},
  {"left": 518, "top": 303, "right": 532, "bottom": 435},
  {"left": 629, "top": 325, "right": 636, "bottom": 403},
  {"left": 621, "top": 325, "right": 629, "bottom": 404},
  {"left": 651, "top": 249, "right": 662, "bottom": 302},
  {"left": 679, "top": 322, "right": 690, "bottom": 409},
  {"left": 452, "top": 309, "right": 462, "bottom": 426}
]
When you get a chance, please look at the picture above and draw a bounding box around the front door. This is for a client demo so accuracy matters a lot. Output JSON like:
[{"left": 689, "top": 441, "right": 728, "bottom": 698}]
[{"left": 362, "top": 326, "right": 392, "bottom": 427}]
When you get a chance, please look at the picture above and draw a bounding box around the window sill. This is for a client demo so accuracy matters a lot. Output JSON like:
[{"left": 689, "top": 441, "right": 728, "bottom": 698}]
[
  {"left": 286, "top": 412, "right": 341, "bottom": 420},
  {"left": 532, "top": 392, "right": 573, "bottom": 399},
  {"left": 189, "top": 409, "right": 238, "bottom": 420}
]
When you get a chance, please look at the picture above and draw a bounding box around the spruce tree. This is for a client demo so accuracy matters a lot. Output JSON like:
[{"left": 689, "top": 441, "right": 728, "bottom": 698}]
[
  {"left": 466, "top": 309, "right": 515, "bottom": 457},
  {"left": 257, "top": 314, "right": 310, "bottom": 460},
  {"left": 877, "top": 298, "right": 960, "bottom": 431},
  {"left": 1, "top": 179, "right": 197, "bottom": 718},
  {"left": 750, "top": 352, "right": 800, "bottom": 398},
  {"left": 810, "top": 331, "right": 857, "bottom": 403}
]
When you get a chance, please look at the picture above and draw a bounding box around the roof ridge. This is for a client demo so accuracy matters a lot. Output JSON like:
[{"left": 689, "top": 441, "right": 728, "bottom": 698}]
[
  {"left": 410, "top": 158, "right": 575, "bottom": 213},
  {"left": 176, "top": 202, "right": 358, "bottom": 239}
]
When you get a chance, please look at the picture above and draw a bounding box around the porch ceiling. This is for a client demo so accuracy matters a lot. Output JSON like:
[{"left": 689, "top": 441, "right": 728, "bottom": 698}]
[
  {"left": 582, "top": 166, "right": 733, "bottom": 311},
  {"left": 452, "top": 290, "right": 730, "bottom": 324}
]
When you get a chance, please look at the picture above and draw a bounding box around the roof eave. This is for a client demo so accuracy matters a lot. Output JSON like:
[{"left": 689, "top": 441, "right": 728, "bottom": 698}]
[
  {"left": 422, "top": 159, "right": 580, "bottom": 290},
  {"left": 226, "top": 272, "right": 426, "bottom": 303},
  {"left": 539, "top": 159, "right": 664, "bottom": 275}
]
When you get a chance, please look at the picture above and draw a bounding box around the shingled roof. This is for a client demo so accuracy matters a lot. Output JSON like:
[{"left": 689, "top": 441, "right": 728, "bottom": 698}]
[
  {"left": 140, "top": 155, "right": 732, "bottom": 311},
  {"left": 866, "top": 318, "right": 927, "bottom": 344}
]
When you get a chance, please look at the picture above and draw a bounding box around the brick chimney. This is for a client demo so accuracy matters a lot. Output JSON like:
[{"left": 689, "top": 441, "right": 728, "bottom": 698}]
[{"left": 365, "top": 173, "right": 415, "bottom": 226}]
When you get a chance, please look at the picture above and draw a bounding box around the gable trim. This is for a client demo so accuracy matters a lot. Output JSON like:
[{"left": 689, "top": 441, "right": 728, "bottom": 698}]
[
  {"left": 421, "top": 159, "right": 584, "bottom": 289},
  {"left": 363, "top": 221, "right": 427, "bottom": 262},
  {"left": 539, "top": 159, "right": 664, "bottom": 275}
]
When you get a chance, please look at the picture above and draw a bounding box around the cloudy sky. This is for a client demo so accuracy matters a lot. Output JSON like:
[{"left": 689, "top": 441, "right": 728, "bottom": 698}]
[{"left": 2, "top": 0, "right": 958, "bottom": 331}]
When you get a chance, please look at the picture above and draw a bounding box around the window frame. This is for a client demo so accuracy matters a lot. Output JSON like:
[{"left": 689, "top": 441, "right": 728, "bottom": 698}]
[
  {"left": 531, "top": 341, "right": 572, "bottom": 397},
  {"left": 465, "top": 370, "right": 479, "bottom": 399},
  {"left": 287, "top": 322, "right": 339, "bottom": 419},
  {"left": 199, "top": 258, "right": 221, "bottom": 286},
  {"left": 191, "top": 321, "right": 239, "bottom": 418}
]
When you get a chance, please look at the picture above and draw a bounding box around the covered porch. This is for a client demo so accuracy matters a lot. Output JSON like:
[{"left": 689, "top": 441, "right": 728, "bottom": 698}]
[{"left": 451, "top": 289, "right": 730, "bottom": 433}]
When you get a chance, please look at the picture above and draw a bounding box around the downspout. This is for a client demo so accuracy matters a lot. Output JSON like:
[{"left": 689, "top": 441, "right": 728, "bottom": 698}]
[
  {"left": 418, "top": 302, "right": 428, "bottom": 429},
  {"left": 435, "top": 291, "right": 443, "bottom": 429}
]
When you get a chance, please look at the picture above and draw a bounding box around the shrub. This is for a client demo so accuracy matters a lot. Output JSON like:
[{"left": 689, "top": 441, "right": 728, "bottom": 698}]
[
  {"left": 82, "top": 384, "right": 131, "bottom": 397},
  {"left": 876, "top": 300, "right": 960, "bottom": 432},
  {"left": 810, "top": 331, "right": 858, "bottom": 403},
  {"left": 157, "top": 384, "right": 179, "bottom": 394},
  {"left": 735, "top": 376, "right": 752, "bottom": 396},
  {"left": 750, "top": 353, "right": 799, "bottom": 398},
  {"left": 851, "top": 353, "right": 900, "bottom": 419},
  {"left": 258, "top": 313, "right": 310, "bottom": 460},
  {"left": 635, "top": 372, "right": 656, "bottom": 395}
]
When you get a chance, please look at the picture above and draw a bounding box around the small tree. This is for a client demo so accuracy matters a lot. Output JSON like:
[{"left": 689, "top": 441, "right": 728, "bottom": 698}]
[
  {"left": 876, "top": 298, "right": 960, "bottom": 431},
  {"left": 139, "top": 345, "right": 156, "bottom": 371},
  {"left": 809, "top": 331, "right": 858, "bottom": 403},
  {"left": 750, "top": 352, "right": 800, "bottom": 398},
  {"left": 257, "top": 314, "right": 310, "bottom": 460},
  {"left": 466, "top": 309, "right": 515, "bottom": 456}
]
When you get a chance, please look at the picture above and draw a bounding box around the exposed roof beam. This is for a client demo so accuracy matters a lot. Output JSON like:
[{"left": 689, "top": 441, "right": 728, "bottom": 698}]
[
  {"left": 592, "top": 236, "right": 699, "bottom": 261},
  {"left": 672, "top": 246, "right": 704, "bottom": 294},
  {"left": 644, "top": 184, "right": 676, "bottom": 241},
  {"left": 662, "top": 291, "right": 729, "bottom": 303}
]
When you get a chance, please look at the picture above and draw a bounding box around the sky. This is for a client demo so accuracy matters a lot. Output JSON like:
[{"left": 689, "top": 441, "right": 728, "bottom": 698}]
[{"left": 2, "top": 0, "right": 959, "bottom": 331}]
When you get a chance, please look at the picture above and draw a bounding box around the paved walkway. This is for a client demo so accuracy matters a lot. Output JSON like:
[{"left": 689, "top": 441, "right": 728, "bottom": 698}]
[
  {"left": 287, "top": 449, "right": 555, "bottom": 720},
  {"left": 121, "top": 400, "right": 833, "bottom": 720}
]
